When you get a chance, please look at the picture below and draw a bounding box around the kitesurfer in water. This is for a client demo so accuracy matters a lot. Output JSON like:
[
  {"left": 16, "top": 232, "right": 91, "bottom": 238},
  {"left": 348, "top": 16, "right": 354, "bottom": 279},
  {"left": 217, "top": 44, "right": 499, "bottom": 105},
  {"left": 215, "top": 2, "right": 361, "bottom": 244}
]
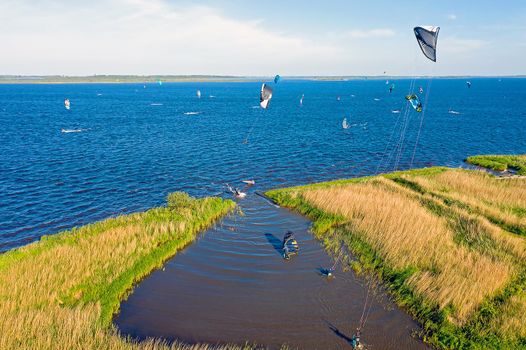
[
  {"left": 226, "top": 184, "right": 246, "bottom": 198},
  {"left": 351, "top": 329, "right": 364, "bottom": 349},
  {"left": 282, "top": 231, "right": 298, "bottom": 260},
  {"left": 234, "top": 188, "right": 246, "bottom": 198}
]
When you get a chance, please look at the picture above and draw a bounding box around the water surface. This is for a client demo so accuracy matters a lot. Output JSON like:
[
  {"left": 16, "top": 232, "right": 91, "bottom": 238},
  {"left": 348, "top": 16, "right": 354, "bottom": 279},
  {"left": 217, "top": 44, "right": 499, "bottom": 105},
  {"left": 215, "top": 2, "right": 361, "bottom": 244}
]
[
  {"left": 2, "top": 79, "right": 525, "bottom": 251},
  {"left": 1, "top": 79, "right": 525, "bottom": 349},
  {"left": 115, "top": 194, "right": 427, "bottom": 350}
]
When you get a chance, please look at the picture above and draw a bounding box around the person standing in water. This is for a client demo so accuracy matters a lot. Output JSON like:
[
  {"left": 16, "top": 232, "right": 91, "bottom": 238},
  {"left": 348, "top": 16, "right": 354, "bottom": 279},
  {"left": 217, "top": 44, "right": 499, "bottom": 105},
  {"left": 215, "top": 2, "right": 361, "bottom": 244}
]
[{"left": 282, "top": 231, "right": 296, "bottom": 260}]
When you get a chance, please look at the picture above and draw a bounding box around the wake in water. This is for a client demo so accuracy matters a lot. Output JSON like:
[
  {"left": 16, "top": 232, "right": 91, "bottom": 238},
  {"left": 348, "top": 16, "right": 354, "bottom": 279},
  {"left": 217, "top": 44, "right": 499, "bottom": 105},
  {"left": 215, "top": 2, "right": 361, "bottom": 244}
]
[
  {"left": 183, "top": 111, "right": 201, "bottom": 115},
  {"left": 61, "top": 128, "right": 88, "bottom": 133},
  {"left": 150, "top": 103, "right": 163, "bottom": 106}
]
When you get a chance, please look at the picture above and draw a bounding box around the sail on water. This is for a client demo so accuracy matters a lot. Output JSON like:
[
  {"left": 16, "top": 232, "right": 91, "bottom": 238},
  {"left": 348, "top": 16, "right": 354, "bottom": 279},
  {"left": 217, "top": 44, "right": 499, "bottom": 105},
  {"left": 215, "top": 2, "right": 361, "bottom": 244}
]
[{"left": 342, "top": 117, "right": 349, "bottom": 129}]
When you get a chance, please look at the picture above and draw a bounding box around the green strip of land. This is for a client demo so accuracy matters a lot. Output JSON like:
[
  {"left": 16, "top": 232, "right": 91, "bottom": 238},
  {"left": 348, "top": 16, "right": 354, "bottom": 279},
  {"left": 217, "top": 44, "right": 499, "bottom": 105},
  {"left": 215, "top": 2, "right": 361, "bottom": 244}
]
[
  {"left": 466, "top": 154, "right": 526, "bottom": 175},
  {"left": 0, "top": 192, "right": 252, "bottom": 350},
  {"left": 0, "top": 75, "right": 256, "bottom": 84},
  {"left": 266, "top": 161, "right": 526, "bottom": 349}
]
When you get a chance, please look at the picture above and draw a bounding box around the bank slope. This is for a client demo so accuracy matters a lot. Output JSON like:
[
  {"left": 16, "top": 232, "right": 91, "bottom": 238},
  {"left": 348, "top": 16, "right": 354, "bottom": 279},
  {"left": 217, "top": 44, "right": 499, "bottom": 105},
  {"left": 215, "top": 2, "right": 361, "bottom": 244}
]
[
  {"left": 266, "top": 167, "right": 526, "bottom": 349},
  {"left": 0, "top": 192, "right": 251, "bottom": 350}
]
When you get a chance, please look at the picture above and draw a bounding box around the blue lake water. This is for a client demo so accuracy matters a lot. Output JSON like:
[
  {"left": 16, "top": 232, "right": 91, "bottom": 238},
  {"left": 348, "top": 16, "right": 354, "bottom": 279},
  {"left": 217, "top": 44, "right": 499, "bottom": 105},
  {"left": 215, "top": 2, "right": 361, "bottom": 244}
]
[{"left": 1, "top": 78, "right": 525, "bottom": 252}]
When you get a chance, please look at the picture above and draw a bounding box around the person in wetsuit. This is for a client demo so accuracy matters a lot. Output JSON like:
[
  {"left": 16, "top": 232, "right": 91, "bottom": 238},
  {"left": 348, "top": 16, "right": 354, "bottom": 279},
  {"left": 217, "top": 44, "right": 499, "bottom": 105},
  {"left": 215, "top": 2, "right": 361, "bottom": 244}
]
[{"left": 282, "top": 231, "right": 295, "bottom": 259}]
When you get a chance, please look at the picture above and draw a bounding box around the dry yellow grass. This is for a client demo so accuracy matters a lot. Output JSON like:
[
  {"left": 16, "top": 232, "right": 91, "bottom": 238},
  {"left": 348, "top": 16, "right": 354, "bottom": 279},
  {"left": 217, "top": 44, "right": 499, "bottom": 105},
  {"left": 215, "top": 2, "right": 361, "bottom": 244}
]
[
  {"left": 407, "top": 170, "right": 526, "bottom": 233},
  {"left": 0, "top": 195, "right": 250, "bottom": 350},
  {"left": 490, "top": 291, "right": 526, "bottom": 339},
  {"left": 302, "top": 179, "right": 512, "bottom": 323},
  {"left": 267, "top": 167, "right": 526, "bottom": 346}
]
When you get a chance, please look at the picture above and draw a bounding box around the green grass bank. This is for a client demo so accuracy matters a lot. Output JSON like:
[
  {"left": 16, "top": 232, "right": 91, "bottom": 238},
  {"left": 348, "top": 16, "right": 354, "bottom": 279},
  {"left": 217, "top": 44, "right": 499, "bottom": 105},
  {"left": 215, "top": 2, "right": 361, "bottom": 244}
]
[
  {"left": 466, "top": 154, "right": 526, "bottom": 175},
  {"left": 0, "top": 192, "right": 257, "bottom": 350}
]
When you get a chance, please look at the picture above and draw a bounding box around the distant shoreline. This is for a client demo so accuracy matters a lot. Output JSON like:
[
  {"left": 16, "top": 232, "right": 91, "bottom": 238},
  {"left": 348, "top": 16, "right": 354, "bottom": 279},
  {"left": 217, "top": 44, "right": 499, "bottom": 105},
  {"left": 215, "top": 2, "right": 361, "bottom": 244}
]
[{"left": 1, "top": 75, "right": 525, "bottom": 84}]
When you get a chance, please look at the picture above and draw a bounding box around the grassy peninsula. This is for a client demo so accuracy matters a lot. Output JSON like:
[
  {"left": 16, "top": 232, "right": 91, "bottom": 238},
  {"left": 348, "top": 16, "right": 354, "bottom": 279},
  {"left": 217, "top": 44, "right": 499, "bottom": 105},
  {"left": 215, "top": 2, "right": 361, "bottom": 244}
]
[
  {"left": 266, "top": 162, "right": 526, "bottom": 349},
  {"left": 0, "top": 192, "right": 247, "bottom": 350},
  {"left": 466, "top": 154, "right": 526, "bottom": 175}
]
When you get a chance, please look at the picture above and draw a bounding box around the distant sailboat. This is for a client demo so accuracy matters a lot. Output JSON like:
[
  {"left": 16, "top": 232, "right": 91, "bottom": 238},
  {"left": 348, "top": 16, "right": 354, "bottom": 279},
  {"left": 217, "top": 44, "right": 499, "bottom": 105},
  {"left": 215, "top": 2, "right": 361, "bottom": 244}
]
[
  {"left": 342, "top": 117, "right": 350, "bottom": 129},
  {"left": 299, "top": 94, "right": 304, "bottom": 106},
  {"left": 64, "top": 99, "right": 70, "bottom": 110},
  {"left": 196, "top": 89, "right": 201, "bottom": 99}
]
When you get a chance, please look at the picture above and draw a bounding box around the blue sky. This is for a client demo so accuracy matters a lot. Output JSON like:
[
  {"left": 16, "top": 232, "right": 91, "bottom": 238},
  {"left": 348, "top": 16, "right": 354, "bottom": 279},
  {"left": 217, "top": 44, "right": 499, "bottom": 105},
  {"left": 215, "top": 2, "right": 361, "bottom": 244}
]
[{"left": 0, "top": 0, "right": 525, "bottom": 76}]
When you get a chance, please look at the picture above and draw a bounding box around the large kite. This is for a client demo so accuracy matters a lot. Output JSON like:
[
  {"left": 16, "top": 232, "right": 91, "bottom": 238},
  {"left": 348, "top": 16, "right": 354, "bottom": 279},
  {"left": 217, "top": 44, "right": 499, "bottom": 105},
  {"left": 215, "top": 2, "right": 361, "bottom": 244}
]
[{"left": 414, "top": 26, "right": 440, "bottom": 62}]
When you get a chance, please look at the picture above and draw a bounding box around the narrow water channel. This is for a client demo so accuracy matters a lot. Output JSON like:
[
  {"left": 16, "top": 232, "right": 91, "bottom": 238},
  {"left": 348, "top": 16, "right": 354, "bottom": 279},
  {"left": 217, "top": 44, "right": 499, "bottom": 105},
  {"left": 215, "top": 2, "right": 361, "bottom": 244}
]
[{"left": 115, "top": 194, "right": 428, "bottom": 350}]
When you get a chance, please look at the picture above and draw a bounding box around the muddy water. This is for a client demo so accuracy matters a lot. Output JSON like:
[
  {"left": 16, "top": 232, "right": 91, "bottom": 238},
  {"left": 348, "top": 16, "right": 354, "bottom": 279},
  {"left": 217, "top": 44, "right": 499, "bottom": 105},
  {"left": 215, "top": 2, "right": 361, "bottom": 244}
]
[{"left": 115, "top": 194, "right": 428, "bottom": 350}]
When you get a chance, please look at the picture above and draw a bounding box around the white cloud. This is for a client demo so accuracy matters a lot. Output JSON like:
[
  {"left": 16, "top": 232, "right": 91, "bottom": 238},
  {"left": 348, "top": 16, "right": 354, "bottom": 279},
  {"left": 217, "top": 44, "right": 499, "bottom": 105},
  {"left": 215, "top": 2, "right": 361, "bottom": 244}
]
[
  {"left": 0, "top": 0, "right": 342, "bottom": 75},
  {"left": 0, "top": 1, "right": 520, "bottom": 76},
  {"left": 447, "top": 14, "right": 457, "bottom": 20},
  {"left": 345, "top": 28, "right": 396, "bottom": 39}
]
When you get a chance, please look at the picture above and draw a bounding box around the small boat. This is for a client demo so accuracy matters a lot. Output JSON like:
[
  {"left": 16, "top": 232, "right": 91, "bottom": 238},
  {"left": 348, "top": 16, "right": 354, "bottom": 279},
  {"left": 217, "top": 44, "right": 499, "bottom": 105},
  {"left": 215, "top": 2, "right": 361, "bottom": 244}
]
[
  {"left": 196, "top": 89, "right": 201, "bottom": 98},
  {"left": 64, "top": 99, "right": 70, "bottom": 110},
  {"left": 242, "top": 180, "right": 255, "bottom": 185}
]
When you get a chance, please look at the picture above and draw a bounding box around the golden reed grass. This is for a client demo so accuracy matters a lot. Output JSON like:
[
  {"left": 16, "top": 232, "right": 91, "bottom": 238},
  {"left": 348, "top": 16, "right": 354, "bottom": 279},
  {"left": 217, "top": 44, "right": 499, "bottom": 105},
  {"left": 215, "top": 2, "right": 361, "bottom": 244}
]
[
  {"left": 490, "top": 291, "right": 526, "bottom": 338},
  {"left": 303, "top": 179, "right": 512, "bottom": 324},
  {"left": 0, "top": 197, "right": 250, "bottom": 350},
  {"left": 409, "top": 170, "right": 526, "bottom": 232},
  {"left": 408, "top": 170, "right": 526, "bottom": 338}
]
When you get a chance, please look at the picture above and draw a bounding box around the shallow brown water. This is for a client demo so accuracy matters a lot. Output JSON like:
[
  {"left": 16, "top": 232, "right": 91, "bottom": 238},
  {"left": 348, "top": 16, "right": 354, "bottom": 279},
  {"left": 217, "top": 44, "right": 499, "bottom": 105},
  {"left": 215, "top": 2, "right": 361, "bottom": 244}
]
[{"left": 115, "top": 194, "right": 428, "bottom": 350}]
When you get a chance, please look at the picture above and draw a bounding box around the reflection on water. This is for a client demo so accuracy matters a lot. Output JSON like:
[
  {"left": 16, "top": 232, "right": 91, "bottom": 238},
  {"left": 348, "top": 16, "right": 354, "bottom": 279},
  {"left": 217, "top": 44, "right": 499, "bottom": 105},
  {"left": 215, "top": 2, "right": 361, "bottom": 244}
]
[{"left": 115, "top": 195, "right": 428, "bottom": 350}]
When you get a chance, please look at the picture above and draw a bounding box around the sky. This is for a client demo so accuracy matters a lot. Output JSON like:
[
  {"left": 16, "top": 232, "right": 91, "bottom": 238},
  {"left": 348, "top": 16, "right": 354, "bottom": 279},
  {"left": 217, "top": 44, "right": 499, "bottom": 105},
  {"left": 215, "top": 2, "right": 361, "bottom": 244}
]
[{"left": 1, "top": 0, "right": 525, "bottom": 76}]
